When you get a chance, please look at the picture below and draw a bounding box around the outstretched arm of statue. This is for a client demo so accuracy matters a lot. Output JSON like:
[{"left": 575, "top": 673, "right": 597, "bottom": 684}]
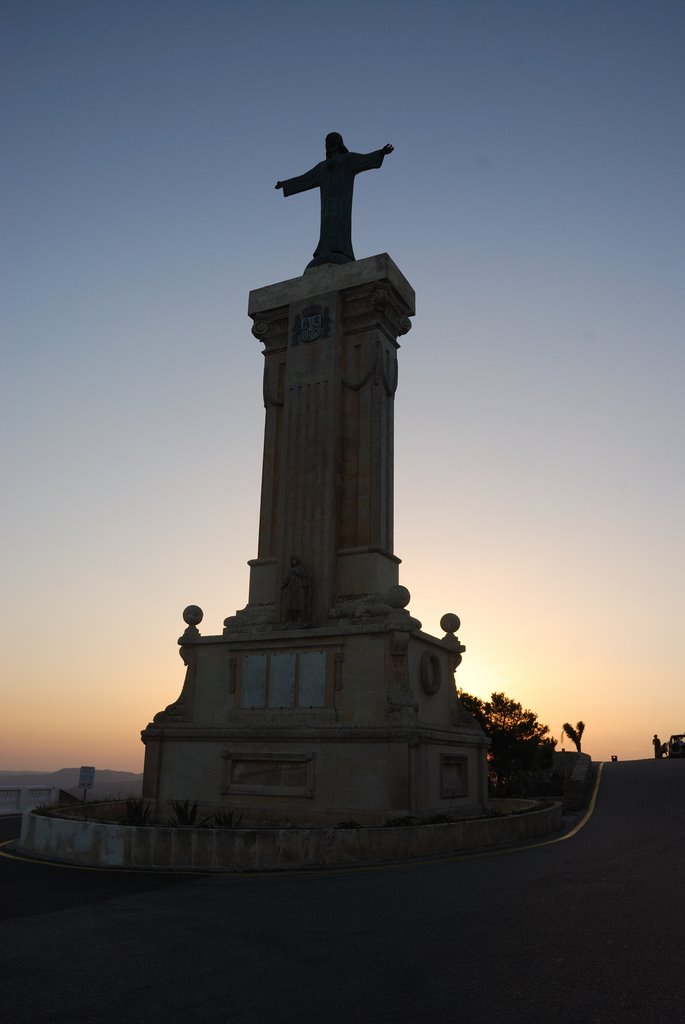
[
  {"left": 274, "top": 165, "right": 320, "bottom": 197},
  {"left": 350, "top": 145, "right": 394, "bottom": 175}
]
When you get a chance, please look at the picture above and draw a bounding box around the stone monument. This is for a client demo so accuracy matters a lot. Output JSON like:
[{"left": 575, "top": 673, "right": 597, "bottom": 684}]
[{"left": 141, "top": 135, "right": 488, "bottom": 825}]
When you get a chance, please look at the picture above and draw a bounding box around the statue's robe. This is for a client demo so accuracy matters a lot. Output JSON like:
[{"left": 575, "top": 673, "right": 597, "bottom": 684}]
[{"left": 280, "top": 149, "right": 387, "bottom": 269}]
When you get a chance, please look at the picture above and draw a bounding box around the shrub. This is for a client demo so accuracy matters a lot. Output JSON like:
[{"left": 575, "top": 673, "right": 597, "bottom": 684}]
[
  {"left": 170, "top": 800, "right": 198, "bottom": 826},
  {"left": 119, "top": 797, "right": 150, "bottom": 826},
  {"left": 202, "top": 809, "right": 243, "bottom": 828}
]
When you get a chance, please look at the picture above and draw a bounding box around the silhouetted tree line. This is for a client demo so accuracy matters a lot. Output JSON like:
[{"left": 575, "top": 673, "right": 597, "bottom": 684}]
[{"left": 457, "top": 690, "right": 557, "bottom": 796}]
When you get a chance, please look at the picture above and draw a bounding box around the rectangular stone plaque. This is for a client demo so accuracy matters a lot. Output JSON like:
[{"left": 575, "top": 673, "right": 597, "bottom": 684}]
[
  {"left": 269, "top": 653, "right": 296, "bottom": 707},
  {"left": 240, "top": 655, "right": 267, "bottom": 708},
  {"left": 298, "top": 651, "right": 326, "bottom": 707},
  {"left": 223, "top": 752, "right": 315, "bottom": 797},
  {"left": 440, "top": 755, "right": 468, "bottom": 799}
]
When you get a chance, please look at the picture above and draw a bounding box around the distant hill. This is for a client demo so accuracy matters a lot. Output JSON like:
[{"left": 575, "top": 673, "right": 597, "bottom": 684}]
[{"left": 0, "top": 768, "right": 143, "bottom": 798}]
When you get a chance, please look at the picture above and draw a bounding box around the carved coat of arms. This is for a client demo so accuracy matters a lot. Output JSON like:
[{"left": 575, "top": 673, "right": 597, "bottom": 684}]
[{"left": 291, "top": 304, "right": 330, "bottom": 346}]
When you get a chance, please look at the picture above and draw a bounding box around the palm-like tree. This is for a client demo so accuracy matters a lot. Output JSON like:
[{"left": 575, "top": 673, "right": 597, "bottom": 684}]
[{"left": 562, "top": 721, "right": 586, "bottom": 753}]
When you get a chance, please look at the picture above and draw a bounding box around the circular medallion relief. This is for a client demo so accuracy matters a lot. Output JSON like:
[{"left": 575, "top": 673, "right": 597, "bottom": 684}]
[{"left": 420, "top": 651, "right": 442, "bottom": 695}]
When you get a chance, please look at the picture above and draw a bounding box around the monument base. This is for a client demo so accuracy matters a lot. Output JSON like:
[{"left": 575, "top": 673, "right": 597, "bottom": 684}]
[{"left": 142, "top": 607, "right": 489, "bottom": 826}]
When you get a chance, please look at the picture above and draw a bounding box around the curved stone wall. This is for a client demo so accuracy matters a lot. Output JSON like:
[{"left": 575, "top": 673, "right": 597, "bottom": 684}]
[{"left": 18, "top": 800, "right": 562, "bottom": 872}]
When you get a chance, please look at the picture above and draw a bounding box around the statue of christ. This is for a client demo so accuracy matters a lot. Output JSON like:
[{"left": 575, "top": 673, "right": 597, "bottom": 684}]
[{"left": 275, "top": 132, "right": 394, "bottom": 271}]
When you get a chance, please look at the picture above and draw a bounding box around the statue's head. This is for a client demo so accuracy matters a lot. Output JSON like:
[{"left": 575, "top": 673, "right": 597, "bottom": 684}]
[{"left": 325, "top": 132, "right": 348, "bottom": 158}]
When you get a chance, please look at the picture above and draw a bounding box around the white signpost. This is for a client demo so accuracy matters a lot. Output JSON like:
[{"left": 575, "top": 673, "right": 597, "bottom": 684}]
[{"left": 78, "top": 765, "right": 95, "bottom": 801}]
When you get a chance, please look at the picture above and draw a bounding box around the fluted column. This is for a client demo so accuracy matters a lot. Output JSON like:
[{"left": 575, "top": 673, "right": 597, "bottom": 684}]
[{"left": 245, "top": 254, "right": 414, "bottom": 627}]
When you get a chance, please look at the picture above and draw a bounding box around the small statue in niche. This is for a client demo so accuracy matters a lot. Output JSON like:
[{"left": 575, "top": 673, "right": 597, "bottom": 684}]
[{"left": 280, "top": 556, "right": 311, "bottom": 628}]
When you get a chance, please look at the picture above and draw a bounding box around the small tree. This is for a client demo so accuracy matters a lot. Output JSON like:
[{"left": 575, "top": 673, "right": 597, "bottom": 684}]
[
  {"left": 562, "top": 721, "right": 586, "bottom": 753},
  {"left": 458, "top": 690, "right": 556, "bottom": 795}
]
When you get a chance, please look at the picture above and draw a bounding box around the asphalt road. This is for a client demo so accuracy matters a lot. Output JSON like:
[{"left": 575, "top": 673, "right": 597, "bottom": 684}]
[{"left": 1, "top": 758, "right": 683, "bottom": 1024}]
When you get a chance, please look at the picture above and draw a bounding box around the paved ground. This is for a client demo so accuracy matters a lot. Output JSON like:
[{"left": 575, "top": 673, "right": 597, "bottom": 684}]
[{"left": 1, "top": 758, "right": 683, "bottom": 1023}]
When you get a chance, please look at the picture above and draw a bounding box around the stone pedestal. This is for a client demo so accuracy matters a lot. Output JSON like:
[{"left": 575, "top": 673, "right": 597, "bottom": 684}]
[
  {"left": 235, "top": 253, "right": 413, "bottom": 628},
  {"left": 141, "top": 255, "right": 489, "bottom": 826}
]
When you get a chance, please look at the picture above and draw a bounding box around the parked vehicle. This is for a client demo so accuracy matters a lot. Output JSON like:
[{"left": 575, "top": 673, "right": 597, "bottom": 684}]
[{"left": 668, "top": 734, "right": 685, "bottom": 758}]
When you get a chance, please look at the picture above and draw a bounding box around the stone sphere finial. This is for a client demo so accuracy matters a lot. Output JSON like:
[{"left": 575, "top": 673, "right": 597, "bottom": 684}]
[
  {"left": 183, "top": 605, "right": 204, "bottom": 627},
  {"left": 440, "top": 612, "right": 461, "bottom": 635},
  {"left": 387, "top": 585, "right": 411, "bottom": 609}
]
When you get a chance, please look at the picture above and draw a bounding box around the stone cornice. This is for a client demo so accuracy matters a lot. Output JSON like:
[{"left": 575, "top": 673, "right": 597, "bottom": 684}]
[
  {"left": 248, "top": 253, "right": 415, "bottom": 318},
  {"left": 141, "top": 722, "right": 487, "bottom": 745}
]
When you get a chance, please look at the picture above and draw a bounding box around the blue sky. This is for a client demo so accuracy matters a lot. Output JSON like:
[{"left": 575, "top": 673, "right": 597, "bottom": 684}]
[{"left": 2, "top": 0, "right": 683, "bottom": 768}]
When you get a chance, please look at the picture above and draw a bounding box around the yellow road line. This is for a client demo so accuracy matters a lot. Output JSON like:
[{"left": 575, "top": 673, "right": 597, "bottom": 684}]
[
  {"left": 476, "top": 759, "right": 606, "bottom": 857},
  {"left": 550, "top": 759, "right": 605, "bottom": 842}
]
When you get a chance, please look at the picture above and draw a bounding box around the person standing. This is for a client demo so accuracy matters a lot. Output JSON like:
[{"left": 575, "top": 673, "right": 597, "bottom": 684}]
[{"left": 653, "top": 733, "right": 663, "bottom": 758}]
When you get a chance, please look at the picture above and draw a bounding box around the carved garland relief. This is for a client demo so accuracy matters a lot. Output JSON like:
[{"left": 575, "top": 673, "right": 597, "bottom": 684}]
[{"left": 341, "top": 334, "right": 398, "bottom": 396}]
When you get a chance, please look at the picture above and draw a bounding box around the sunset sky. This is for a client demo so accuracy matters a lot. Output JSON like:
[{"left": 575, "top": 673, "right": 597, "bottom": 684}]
[{"left": 2, "top": 0, "right": 683, "bottom": 771}]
